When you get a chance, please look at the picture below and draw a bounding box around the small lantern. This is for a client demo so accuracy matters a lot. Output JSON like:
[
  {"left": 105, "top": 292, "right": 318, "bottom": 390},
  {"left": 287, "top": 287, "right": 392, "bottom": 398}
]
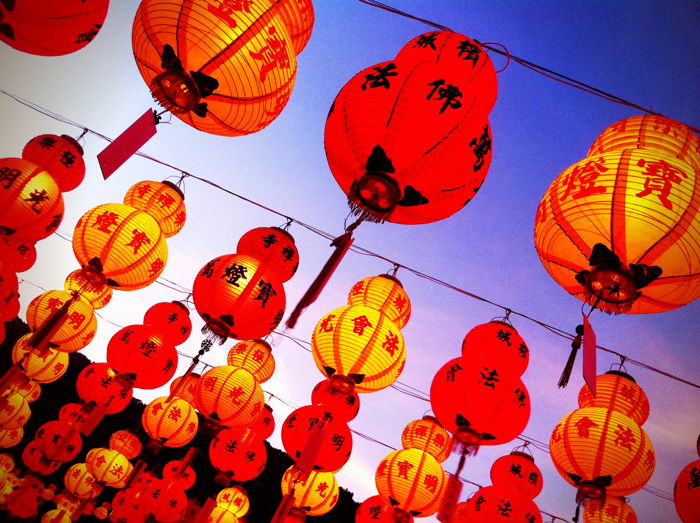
[
  {"left": 162, "top": 459, "right": 197, "bottom": 490},
  {"left": 237, "top": 226, "right": 299, "bottom": 282},
  {"left": 76, "top": 363, "right": 133, "bottom": 414},
  {"left": 401, "top": 416, "right": 451, "bottom": 463},
  {"left": 490, "top": 451, "right": 544, "bottom": 499},
  {"left": 123, "top": 180, "right": 187, "bottom": 238},
  {"left": 209, "top": 427, "right": 267, "bottom": 483},
  {"left": 109, "top": 430, "right": 142, "bottom": 459},
  {"left": 216, "top": 485, "right": 250, "bottom": 518},
  {"left": 22, "top": 134, "right": 86, "bottom": 192},
  {"left": 578, "top": 371, "right": 650, "bottom": 426},
  {"left": 143, "top": 300, "right": 192, "bottom": 346},
  {"left": 275, "top": 0, "right": 315, "bottom": 55},
  {"left": 226, "top": 339, "right": 276, "bottom": 383},
  {"left": 86, "top": 448, "right": 134, "bottom": 487},
  {"left": 194, "top": 366, "right": 264, "bottom": 429},
  {"left": 35, "top": 420, "right": 82, "bottom": 463},
  {"left": 0, "top": 391, "right": 31, "bottom": 430},
  {"left": 0, "top": 427, "right": 23, "bottom": 448},
  {"left": 22, "top": 440, "right": 59, "bottom": 476},
  {"left": 64, "top": 463, "right": 103, "bottom": 499},
  {"left": 64, "top": 269, "right": 112, "bottom": 310},
  {"left": 347, "top": 274, "right": 411, "bottom": 329},
  {"left": 674, "top": 458, "right": 700, "bottom": 523},
  {"left": 462, "top": 484, "right": 542, "bottom": 522},
  {"left": 355, "top": 494, "right": 402, "bottom": 523},
  {"left": 584, "top": 496, "right": 638, "bottom": 523},
  {"left": 250, "top": 403, "right": 275, "bottom": 440},
  {"left": 0, "top": 232, "right": 36, "bottom": 272},
  {"left": 141, "top": 396, "right": 198, "bottom": 448},
  {"left": 280, "top": 465, "right": 339, "bottom": 517},
  {"left": 12, "top": 334, "right": 69, "bottom": 383},
  {"left": 169, "top": 373, "right": 200, "bottom": 405},
  {"left": 461, "top": 320, "right": 530, "bottom": 379},
  {"left": 310, "top": 378, "right": 360, "bottom": 422}
]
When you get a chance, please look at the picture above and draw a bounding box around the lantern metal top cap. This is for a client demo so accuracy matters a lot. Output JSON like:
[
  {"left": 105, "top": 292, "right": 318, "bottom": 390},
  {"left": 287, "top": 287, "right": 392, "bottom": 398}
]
[{"left": 604, "top": 369, "right": 637, "bottom": 383}]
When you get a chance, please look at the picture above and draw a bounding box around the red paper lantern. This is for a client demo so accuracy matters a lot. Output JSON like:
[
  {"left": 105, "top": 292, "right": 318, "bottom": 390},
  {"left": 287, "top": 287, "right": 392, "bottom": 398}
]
[
  {"left": 347, "top": 274, "right": 411, "bottom": 329},
  {"left": 64, "top": 269, "right": 112, "bottom": 310},
  {"left": 209, "top": 427, "right": 267, "bottom": 482},
  {"left": 250, "top": 403, "right": 275, "bottom": 440},
  {"left": 310, "top": 378, "right": 360, "bottom": 422},
  {"left": 22, "top": 440, "right": 59, "bottom": 475},
  {"left": 674, "top": 459, "right": 700, "bottom": 523},
  {"left": 143, "top": 301, "right": 192, "bottom": 346},
  {"left": 0, "top": 232, "right": 36, "bottom": 272},
  {"left": 578, "top": 371, "right": 650, "bottom": 426},
  {"left": 237, "top": 227, "right": 299, "bottom": 282},
  {"left": 401, "top": 416, "right": 451, "bottom": 463},
  {"left": 226, "top": 339, "right": 275, "bottom": 383},
  {"left": 355, "top": 494, "right": 407, "bottom": 523},
  {"left": 0, "top": 0, "right": 109, "bottom": 56},
  {"left": 22, "top": 134, "right": 86, "bottom": 192},
  {"left": 162, "top": 459, "right": 197, "bottom": 490},
  {"left": 142, "top": 396, "right": 199, "bottom": 448},
  {"left": 76, "top": 363, "right": 133, "bottom": 414},
  {"left": 140, "top": 478, "right": 189, "bottom": 522},
  {"left": 12, "top": 334, "right": 69, "bottom": 383},
  {"left": 35, "top": 420, "right": 82, "bottom": 463},
  {"left": 194, "top": 366, "right": 264, "bottom": 428},
  {"left": 109, "top": 430, "right": 142, "bottom": 460},
  {"left": 461, "top": 321, "right": 530, "bottom": 378},
  {"left": 280, "top": 465, "right": 339, "bottom": 516},
  {"left": 490, "top": 451, "right": 544, "bottom": 499},
  {"left": 462, "top": 485, "right": 542, "bottom": 522}
]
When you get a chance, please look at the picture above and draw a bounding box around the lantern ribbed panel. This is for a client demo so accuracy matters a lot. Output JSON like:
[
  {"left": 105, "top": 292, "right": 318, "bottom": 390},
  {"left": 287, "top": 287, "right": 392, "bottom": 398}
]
[
  {"left": 76, "top": 363, "right": 133, "bottom": 414},
  {"left": 206, "top": 506, "right": 240, "bottom": 523},
  {"left": 123, "top": 180, "right": 186, "bottom": 238},
  {"left": 549, "top": 407, "right": 655, "bottom": 496},
  {"left": 534, "top": 148, "right": 700, "bottom": 314},
  {"left": 109, "top": 430, "right": 142, "bottom": 459},
  {"left": 674, "top": 459, "right": 700, "bottom": 523},
  {"left": 72, "top": 203, "right": 168, "bottom": 291},
  {"left": 347, "top": 275, "right": 411, "bottom": 329},
  {"left": 0, "top": 428, "right": 23, "bottom": 448},
  {"left": 25, "top": 290, "right": 97, "bottom": 353},
  {"left": 578, "top": 372, "right": 650, "bottom": 426},
  {"left": 401, "top": 417, "right": 451, "bottom": 463},
  {"left": 588, "top": 115, "right": 700, "bottom": 171},
  {"left": 226, "top": 340, "right": 275, "bottom": 383},
  {"left": 192, "top": 253, "right": 286, "bottom": 341},
  {"left": 194, "top": 366, "right": 264, "bottom": 428},
  {"left": 41, "top": 509, "right": 72, "bottom": 523},
  {"left": 143, "top": 301, "right": 192, "bottom": 346},
  {"left": 251, "top": 403, "right": 275, "bottom": 440},
  {"left": 216, "top": 486, "right": 250, "bottom": 517},
  {"left": 169, "top": 373, "right": 200, "bottom": 404},
  {"left": 0, "top": 157, "right": 64, "bottom": 241},
  {"left": 355, "top": 494, "right": 394, "bottom": 522},
  {"left": 490, "top": 452, "right": 544, "bottom": 499},
  {"left": 463, "top": 485, "right": 542, "bottom": 522},
  {"left": 64, "top": 463, "right": 103, "bottom": 499},
  {"left": 281, "top": 465, "right": 339, "bottom": 516},
  {"left": 142, "top": 396, "right": 198, "bottom": 447},
  {"left": 275, "top": 0, "right": 314, "bottom": 55},
  {"left": 209, "top": 427, "right": 267, "bottom": 481},
  {"left": 86, "top": 448, "right": 133, "bottom": 487},
  {"left": 64, "top": 269, "right": 112, "bottom": 310},
  {"left": 0, "top": 392, "right": 29, "bottom": 430},
  {"left": 36, "top": 420, "right": 82, "bottom": 462},
  {"left": 236, "top": 227, "right": 299, "bottom": 282},
  {"left": 462, "top": 321, "right": 530, "bottom": 378},
  {"left": 22, "top": 134, "right": 86, "bottom": 191},
  {"left": 5, "top": 374, "right": 40, "bottom": 403},
  {"left": 375, "top": 448, "right": 447, "bottom": 517},
  {"left": 311, "top": 379, "right": 360, "bottom": 422},
  {"left": 132, "top": 0, "right": 297, "bottom": 136},
  {"left": 12, "top": 334, "right": 69, "bottom": 383},
  {"left": 584, "top": 497, "right": 638, "bottom": 523}
]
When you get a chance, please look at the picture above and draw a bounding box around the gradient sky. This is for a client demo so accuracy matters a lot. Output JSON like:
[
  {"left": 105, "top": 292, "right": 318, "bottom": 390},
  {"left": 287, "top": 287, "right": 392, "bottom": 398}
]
[{"left": 1, "top": 1, "right": 699, "bottom": 521}]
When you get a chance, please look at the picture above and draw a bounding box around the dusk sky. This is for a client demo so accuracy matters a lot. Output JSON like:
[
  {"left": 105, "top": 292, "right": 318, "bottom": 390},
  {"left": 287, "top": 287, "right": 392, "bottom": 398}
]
[{"left": 1, "top": 1, "right": 699, "bottom": 521}]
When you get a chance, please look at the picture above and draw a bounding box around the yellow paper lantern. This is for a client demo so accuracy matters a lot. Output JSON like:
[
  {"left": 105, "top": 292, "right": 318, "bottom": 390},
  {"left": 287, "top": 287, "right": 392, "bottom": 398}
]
[
  {"left": 41, "top": 509, "right": 72, "bottom": 523},
  {"left": 4, "top": 372, "right": 42, "bottom": 402},
  {"left": 142, "top": 396, "right": 198, "bottom": 448},
  {"left": 123, "top": 180, "right": 186, "bottom": 238},
  {"left": 578, "top": 371, "right": 650, "bottom": 426},
  {"left": 401, "top": 416, "right": 451, "bottom": 463},
  {"left": 0, "top": 427, "right": 23, "bottom": 448},
  {"left": 12, "top": 333, "right": 70, "bottom": 383},
  {"left": 583, "top": 496, "right": 638, "bottom": 523},
  {"left": 86, "top": 448, "right": 134, "bottom": 487},
  {"left": 347, "top": 274, "right": 411, "bottom": 329},
  {"left": 64, "top": 269, "right": 113, "bottom": 310},
  {"left": 216, "top": 486, "right": 250, "bottom": 517},
  {"left": 280, "top": 465, "right": 339, "bottom": 516},
  {"left": 194, "top": 366, "right": 264, "bottom": 428},
  {"left": 0, "top": 391, "right": 30, "bottom": 430},
  {"left": 64, "top": 463, "right": 103, "bottom": 500},
  {"left": 0, "top": 452, "right": 15, "bottom": 472},
  {"left": 226, "top": 340, "right": 275, "bottom": 383},
  {"left": 206, "top": 506, "right": 240, "bottom": 523}
]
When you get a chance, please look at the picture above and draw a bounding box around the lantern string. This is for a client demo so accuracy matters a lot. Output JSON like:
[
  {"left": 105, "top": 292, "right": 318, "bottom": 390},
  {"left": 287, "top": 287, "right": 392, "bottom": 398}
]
[
  {"left": 357, "top": 0, "right": 451, "bottom": 31},
  {"left": 480, "top": 41, "right": 512, "bottom": 73}
]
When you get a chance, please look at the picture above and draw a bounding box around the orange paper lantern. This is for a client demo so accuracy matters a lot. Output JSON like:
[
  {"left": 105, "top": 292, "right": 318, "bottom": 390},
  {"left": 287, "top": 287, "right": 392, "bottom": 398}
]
[
  {"left": 401, "top": 416, "right": 451, "bottom": 463},
  {"left": 85, "top": 447, "right": 133, "bottom": 487},
  {"left": 0, "top": 427, "right": 23, "bottom": 448},
  {"left": 12, "top": 334, "right": 69, "bottom": 383},
  {"left": 22, "top": 134, "right": 86, "bottom": 192},
  {"left": 275, "top": 0, "right": 314, "bottom": 55},
  {"left": 347, "top": 274, "right": 411, "bottom": 329},
  {"left": 194, "top": 365, "right": 264, "bottom": 428},
  {"left": 584, "top": 496, "right": 638, "bottom": 523},
  {"left": 226, "top": 339, "right": 275, "bottom": 383},
  {"left": 209, "top": 427, "right": 267, "bottom": 482},
  {"left": 64, "top": 463, "right": 103, "bottom": 499},
  {"left": 64, "top": 269, "right": 112, "bottom": 310},
  {"left": 236, "top": 226, "right": 299, "bottom": 282},
  {"left": 123, "top": 180, "right": 187, "bottom": 238},
  {"left": 109, "top": 430, "right": 142, "bottom": 459},
  {"left": 216, "top": 485, "right": 250, "bottom": 517},
  {"left": 142, "top": 396, "right": 198, "bottom": 448},
  {"left": 578, "top": 371, "right": 650, "bottom": 426},
  {"left": 280, "top": 465, "right": 339, "bottom": 516},
  {"left": 169, "top": 373, "right": 200, "bottom": 405}
]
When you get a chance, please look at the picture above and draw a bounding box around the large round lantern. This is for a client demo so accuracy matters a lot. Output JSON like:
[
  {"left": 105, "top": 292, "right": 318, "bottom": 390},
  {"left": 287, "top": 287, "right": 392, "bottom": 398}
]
[
  {"left": 281, "top": 465, "right": 339, "bottom": 516},
  {"left": 578, "top": 371, "right": 650, "bottom": 426},
  {"left": 86, "top": 448, "right": 134, "bottom": 487},
  {"left": 375, "top": 448, "right": 447, "bottom": 518},
  {"left": 281, "top": 404, "right": 353, "bottom": 472},
  {"left": 109, "top": 430, "right": 142, "bottom": 459},
  {"left": 534, "top": 146, "right": 700, "bottom": 314},
  {"left": 0, "top": 0, "right": 109, "bottom": 56},
  {"left": 64, "top": 463, "right": 103, "bottom": 499},
  {"left": 35, "top": 420, "right": 82, "bottom": 463},
  {"left": 584, "top": 496, "right": 638, "bottom": 523},
  {"left": 12, "top": 334, "right": 69, "bottom": 383},
  {"left": 549, "top": 407, "right": 655, "bottom": 500},
  {"left": 142, "top": 396, "right": 198, "bottom": 448},
  {"left": 462, "top": 485, "right": 542, "bottom": 522},
  {"left": 22, "top": 134, "right": 86, "bottom": 191},
  {"left": 216, "top": 486, "right": 250, "bottom": 518},
  {"left": 462, "top": 320, "right": 529, "bottom": 378},
  {"left": 0, "top": 391, "right": 30, "bottom": 430},
  {"left": 206, "top": 506, "right": 240, "bottom": 523},
  {"left": 226, "top": 339, "right": 275, "bottom": 383},
  {"left": 132, "top": 0, "right": 297, "bottom": 136},
  {"left": 209, "top": 427, "right": 267, "bottom": 482},
  {"left": 311, "top": 378, "right": 360, "bottom": 422},
  {"left": 674, "top": 459, "right": 700, "bottom": 523},
  {"left": 311, "top": 304, "right": 406, "bottom": 393},
  {"left": 347, "top": 274, "right": 411, "bottom": 329},
  {"left": 76, "top": 363, "right": 133, "bottom": 414},
  {"left": 192, "top": 253, "right": 286, "bottom": 341},
  {"left": 143, "top": 300, "right": 192, "bottom": 346},
  {"left": 194, "top": 366, "right": 264, "bottom": 428},
  {"left": 401, "top": 416, "right": 451, "bottom": 463},
  {"left": 64, "top": 269, "right": 112, "bottom": 310},
  {"left": 123, "top": 180, "right": 186, "bottom": 238},
  {"left": 0, "top": 157, "right": 64, "bottom": 241},
  {"left": 72, "top": 202, "right": 168, "bottom": 291},
  {"left": 490, "top": 451, "right": 544, "bottom": 499},
  {"left": 237, "top": 226, "right": 299, "bottom": 282}
]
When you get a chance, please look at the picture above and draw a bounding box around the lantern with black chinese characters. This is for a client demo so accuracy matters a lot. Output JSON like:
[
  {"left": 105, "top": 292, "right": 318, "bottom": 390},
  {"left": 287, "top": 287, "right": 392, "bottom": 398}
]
[
  {"left": 64, "top": 463, "right": 103, "bottom": 499},
  {"left": 85, "top": 447, "right": 133, "bottom": 487},
  {"left": 72, "top": 202, "right": 168, "bottom": 291},
  {"left": 355, "top": 494, "right": 406, "bottom": 523},
  {"left": 584, "top": 496, "right": 638, "bottom": 523},
  {"left": 123, "top": 180, "right": 186, "bottom": 238},
  {"left": 216, "top": 485, "right": 250, "bottom": 518},
  {"left": 462, "top": 484, "right": 542, "bottom": 522},
  {"left": 578, "top": 371, "right": 650, "bottom": 426},
  {"left": 401, "top": 415, "right": 451, "bottom": 463},
  {"left": 143, "top": 300, "right": 192, "bottom": 346},
  {"left": 237, "top": 226, "right": 299, "bottom": 282},
  {"left": 192, "top": 253, "right": 286, "bottom": 342},
  {"left": 141, "top": 478, "right": 189, "bottom": 522},
  {"left": 549, "top": 407, "right": 655, "bottom": 502},
  {"left": 209, "top": 427, "right": 267, "bottom": 483},
  {"left": 490, "top": 450, "right": 543, "bottom": 499},
  {"left": 250, "top": 403, "right": 275, "bottom": 440},
  {"left": 35, "top": 420, "right": 82, "bottom": 463},
  {"left": 169, "top": 372, "right": 200, "bottom": 405},
  {"left": 347, "top": 274, "right": 411, "bottom": 329},
  {"left": 462, "top": 320, "right": 529, "bottom": 379},
  {"left": 142, "top": 396, "right": 198, "bottom": 448},
  {"left": 0, "top": 157, "right": 64, "bottom": 241},
  {"left": 12, "top": 334, "right": 69, "bottom": 383},
  {"left": 227, "top": 339, "right": 275, "bottom": 383},
  {"left": 0, "top": 232, "right": 36, "bottom": 272},
  {"left": 375, "top": 448, "right": 447, "bottom": 518},
  {"left": 0, "top": 390, "right": 31, "bottom": 430},
  {"left": 311, "top": 378, "right": 360, "bottom": 423},
  {"left": 674, "top": 458, "right": 700, "bottom": 523},
  {"left": 22, "top": 440, "right": 59, "bottom": 475},
  {"left": 132, "top": 0, "right": 298, "bottom": 136},
  {"left": 109, "top": 430, "right": 142, "bottom": 459},
  {"left": 162, "top": 459, "right": 197, "bottom": 490},
  {"left": 64, "top": 269, "right": 113, "bottom": 310},
  {"left": 76, "top": 363, "right": 133, "bottom": 414},
  {"left": 0, "top": 0, "right": 109, "bottom": 56},
  {"left": 22, "top": 134, "right": 86, "bottom": 191},
  {"left": 281, "top": 465, "right": 339, "bottom": 516}
]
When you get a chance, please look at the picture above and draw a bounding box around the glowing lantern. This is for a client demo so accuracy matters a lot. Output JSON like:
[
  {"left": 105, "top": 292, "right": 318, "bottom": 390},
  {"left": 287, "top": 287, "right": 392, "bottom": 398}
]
[
  {"left": 64, "top": 463, "right": 103, "bottom": 499},
  {"left": 310, "top": 378, "right": 360, "bottom": 422},
  {"left": 209, "top": 427, "right": 267, "bottom": 482},
  {"left": 461, "top": 320, "right": 530, "bottom": 378},
  {"left": 462, "top": 485, "right": 542, "bottom": 522},
  {"left": 35, "top": 420, "right": 82, "bottom": 462},
  {"left": 206, "top": 506, "right": 240, "bottom": 523},
  {"left": 140, "top": 478, "right": 189, "bottom": 522},
  {"left": 5, "top": 372, "right": 41, "bottom": 402},
  {"left": 0, "top": 0, "right": 109, "bottom": 56},
  {"left": 216, "top": 485, "right": 250, "bottom": 517},
  {"left": 250, "top": 402, "right": 275, "bottom": 440},
  {"left": 22, "top": 440, "right": 59, "bottom": 475},
  {"left": 430, "top": 356, "right": 531, "bottom": 445},
  {"left": 132, "top": 0, "right": 297, "bottom": 136},
  {"left": 169, "top": 372, "right": 200, "bottom": 404},
  {"left": 490, "top": 451, "right": 544, "bottom": 499},
  {"left": 194, "top": 366, "right": 264, "bottom": 428},
  {"left": 0, "top": 427, "right": 23, "bottom": 448},
  {"left": 584, "top": 496, "right": 638, "bottom": 523},
  {"left": 0, "top": 233, "right": 36, "bottom": 272},
  {"left": 281, "top": 465, "right": 339, "bottom": 516},
  {"left": 192, "top": 253, "right": 286, "bottom": 341},
  {"left": 578, "top": 371, "right": 650, "bottom": 425},
  {"left": 355, "top": 494, "right": 403, "bottom": 523},
  {"left": 123, "top": 180, "right": 186, "bottom": 238},
  {"left": 0, "top": 391, "right": 30, "bottom": 430},
  {"left": 237, "top": 226, "right": 299, "bottom": 282},
  {"left": 674, "top": 459, "right": 700, "bottom": 523},
  {"left": 0, "top": 452, "right": 14, "bottom": 472},
  {"left": 22, "top": 134, "right": 86, "bottom": 192},
  {"left": 76, "top": 363, "right": 133, "bottom": 414},
  {"left": 226, "top": 339, "right": 275, "bottom": 383},
  {"left": 12, "top": 334, "right": 70, "bottom": 383},
  {"left": 0, "top": 470, "right": 20, "bottom": 503},
  {"left": 401, "top": 416, "right": 451, "bottom": 463},
  {"left": 41, "top": 509, "right": 72, "bottom": 523},
  {"left": 275, "top": 0, "right": 314, "bottom": 55},
  {"left": 143, "top": 300, "right": 192, "bottom": 346},
  {"left": 162, "top": 459, "right": 196, "bottom": 489},
  {"left": 142, "top": 396, "right": 199, "bottom": 448},
  {"left": 86, "top": 448, "right": 133, "bottom": 487},
  {"left": 311, "top": 305, "right": 406, "bottom": 393},
  {"left": 109, "top": 430, "right": 142, "bottom": 460},
  {"left": 549, "top": 407, "right": 655, "bottom": 500},
  {"left": 375, "top": 448, "right": 447, "bottom": 518},
  {"left": 72, "top": 202, "right": 168, "bottom": 291},
  {"left": 347, "top": 274, "right": 411, "bottom": 329},
  {"left": 59, "top": 402, "right": 90, "bottom": 428},
  {"left": 64, "top": 269, "right": 112, "bottom": 310},
  {"left": 106, "top": 324, "right": 177, "bottom": 389},
  {"left": 534, "top": 146, "right": 700, "bottom": 314},
  {"left": 0, "top": 157, "right": 64, "bottom": 241}
]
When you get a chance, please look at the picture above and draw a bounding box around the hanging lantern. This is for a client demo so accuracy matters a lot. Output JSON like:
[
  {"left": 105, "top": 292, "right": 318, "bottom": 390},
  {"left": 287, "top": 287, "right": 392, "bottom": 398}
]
[
  {"left": 226, "top": 339, "right": 275, "bottom": 383},
  {"left": 281, "top": 465, "right": 339, "bottom": 516},
  {"left": 132, "top": 0, "right": 298, "bottom": 136},
  {"left": 375, "top": 448, "right": 447, "bottom": 518},
  {"left": 162, "top": 459, "right": 197, "bottom": 490},
  {"left": 143, "top": 300, "right": 192, "bottom": 346},
  {"left": 142, "top": 396, "right": 199, "bottom": 448},
  {"left": 310, "top": 378, "right": 360, "bottom": 422},
  {"left": 76, "top": 363, "right": 133, "bottom": 414},
  {"left": 549, "top": 407, "right": 655, "bottom": 501},
  {"left": 311, "top": 304, "right": 406, "bottom": 393},
  {"left": 206, "top": 506, "right": 240, "bottom": 523},
  {"left": 4, "top": 372, "right": 41, "bottom": 403},
  {"left": 85, "top": 448, "right": 134, "bottom": 487},
  {"left": 0, "top": 390, "right": 30, "bottom": 430},
  {"left": 275, "top": 0, "right": 314, "bottom": 55},
  {"left": 461, "top": 320, "right": 530, "bottom": 378},
  {"left": 583, "top": 496, "right": 638, "bottom": 523},
  {"left": 534, "top": 146, "right": 700, "bottom": 314},
  {"left": 237, "top": 226, "right": 299, "bottom": 283},
  {"left": 59, "top": 402, "right": 90, "bottom": 428},
  {"left": 22, "top": 440, "right": 60, "bottom": 475},
  {"left": 347, "top": 274, "right": 411, "bottom": 329},
  {"left": 0, "top": 157, "right": 64, "bottom": 241},
  {"left": 41, "top": 509, "right": 72, "bottom": 523},
  {"left": 0, "top": 427, "right": 23, "bottom": 448},
  {"left": 64, "top": 269, "right": 113, "bottom": 310},
  {"left": 72, "top": 202, "right": 168, "bottom": 291},
  {"left": 0, "top": 232, "right": 36, "bottom": 272},
  {"left": 578, "top": 371, "right": 650, "bottom": 426},
  {"left": 209, "top": 427, "right": 267, "bottom": 482},
  {"left": 490, "top": 451, "right": 544, "bottom": 499},
  {"left": 64, "top": 463, "right": 103, "bottom": 499},
  {"left": 216, "top": 485, "right": 250, "bottom": 518},
  {"left": 462, "top": 484, "right": 542, "bottom": 522},
  {"left": 140, "top": 478, "right": 189, "bottom": 522},
  {"left": 35, "top": 420, "right": 82, "bottom": 462},
  {"left": 194, "top": 365, "right": 265, "bottom": 428},
  {"left": 22, "top": 134, "right": 86, "bottom": 192},
  {"left": 109, "top": 430, "right": 142, "bottom": 459},
  {"left": 192, "top": 253, "right": 286, "bottom": 342},
  {"left": 401, "top": 415, "right": 451, "bottom": 463},
  {"left": 123, "top": 180, "right": 187, "bottom": 238},
  {"left": 106, "top": 324, "right": 177, "bottom": 389},
  {"left": 674, "top": 458, "right": 700, "bottom": 523},
  {"left": 250, "top": 403, "right": 275, "bottom": 440},
  {"left": 12, "top": 334, "right": 69, "bottom": 383},
  {"left": 169, "top": 372, "right": 200, "bottom": 404},
  {"left": 355, "top": 494, "right": 406, "bottom": 523}
]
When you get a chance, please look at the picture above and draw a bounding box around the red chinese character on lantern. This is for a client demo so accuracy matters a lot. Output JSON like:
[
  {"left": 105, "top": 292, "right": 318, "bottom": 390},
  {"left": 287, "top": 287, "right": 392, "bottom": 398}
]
[
  {"left": 207, "top": 0, "right": 253, "bottom": 28},
  {"left": 249, "top": 26, "right": 290, "bottom": 83},
  {"left": 376, "top": 460, "right": 388, "bottom": 477},
  {"left": 351, "top": 315, "right": 373, "bottom": 335},
  {"left": 125, "top": 229, "right": 151, "bottom": 254},
  {"left": 635, "top": 158, "right": 687, "bottom": 210},
  {"left": 156, "top": 193, "right": 175, "bottom": 208},
  {"left": 228, "top": 386, "right": 244, "bottom": 403},
  {"left": 168, "top": 407, "right": 182, "bottom": 422},
  {"left": 613, "top": 424, "right": 636, "bottom": 451},
  {"left": 316, "top": 482, "right": 329, "bottom": 497},
  {"left": 382, "top": 332, "right": 399, "bottom": 356},
  {"left": 350, "top": 281, "right": 365, "bottom": 296},
  {"left": 397, "top": 460, "right": 413, "bottom": 479},
  {"left": 93, "top": 211, "right": 120, "bottom": 233},
  {"left": 201, "top": 376, "right": 218, "bottom": 392},
  {"left": 393, "top": 294, "right": 407, "bottom": 311},
  {"left": 46, "top": 297, "right": 63, "bottom": 312},
  {"left": 67, "top": 312, "right": 85, "bottom": 329},
  {"left": 424, "top": 474, "right": 439, "bottom": 493},
  {"left": 559, "top": 158, "right": 608, "bottom": 201},
  {"left": 574, "top": 417, "right": 597, "bottom": 438},
  {"left": 149, "top": 258, "right": 165, "bottom": 276},
  {"left": 319, "top": 314, "right": 336, "bottom": 333}
]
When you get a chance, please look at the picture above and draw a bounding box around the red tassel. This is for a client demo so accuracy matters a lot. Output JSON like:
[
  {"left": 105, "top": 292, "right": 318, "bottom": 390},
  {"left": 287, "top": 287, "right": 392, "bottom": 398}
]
[{"left": 558, "top": 324, "right": 584, "bottom": 388}]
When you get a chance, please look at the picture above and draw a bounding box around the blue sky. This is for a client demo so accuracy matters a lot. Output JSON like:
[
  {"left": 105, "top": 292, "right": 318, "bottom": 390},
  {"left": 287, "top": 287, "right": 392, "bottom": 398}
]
[{"left": 1, "top": 1, "right": 699, "bottom": 521}]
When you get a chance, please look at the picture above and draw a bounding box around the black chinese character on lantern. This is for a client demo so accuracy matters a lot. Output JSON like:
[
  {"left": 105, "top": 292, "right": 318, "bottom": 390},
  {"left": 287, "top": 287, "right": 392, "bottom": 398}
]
[
  {"left": 456, "top": 39, "right": 481, "bottom": 65},
  {"left": 221, "top": 262, "right": 248, "bottom": 286},
  {"left": 362, "top": 63, "right": 398, "bottom": 90},
  {"left": 470, "top": 125, "right": 492, "bottom": 171},
  {"left": 426, "top": 79, "right": 463, "bottom": 113},
  {"left": 254, "top": 280, "right": 276, "bottom": 308},
  {"left": 413, "top": 32, "right": 439, "bottom": 50}
]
